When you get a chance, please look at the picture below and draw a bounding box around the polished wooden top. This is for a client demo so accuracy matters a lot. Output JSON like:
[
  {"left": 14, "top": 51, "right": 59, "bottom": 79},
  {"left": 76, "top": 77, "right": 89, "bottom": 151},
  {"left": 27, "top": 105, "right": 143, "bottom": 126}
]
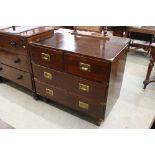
[
  {"left": 32, "top": 28, "right": 129, "bottom": 61},
  {"left": 128, "top": 26, "right": 155, "bottom": 35},
  {"left": 0, "top": 26, "right": 54, "bottom": 38}
]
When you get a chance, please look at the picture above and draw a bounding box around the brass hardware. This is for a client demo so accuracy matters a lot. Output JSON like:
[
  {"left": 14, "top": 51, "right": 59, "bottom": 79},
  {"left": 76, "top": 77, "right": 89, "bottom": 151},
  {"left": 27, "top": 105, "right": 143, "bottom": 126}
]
[
  {"left": 79, "top": 101, "right": 89, "bottom": 110},
  {"left": 79, "top": 83, "right": 89, "bottom": 92},
  {"left": 79, "top": 62, "right": 91, "bottom": 72},
  {"left": 34, "top": 77, "right": 37, "bottom": 81},
  {"left": 17, "top": 75, "right": 23, "bottom": 80},
  {"left": 14, "top": 58, "right": 21, "bottom": 63},
  {"left": 44, "top": 72, "right": 52, "bottom": 80},
  {"left": 46, "top": 88, "right": 53, "bottom": 96},
  {"left": 41, "top": 53, "right": 50, "bottom": 61}
]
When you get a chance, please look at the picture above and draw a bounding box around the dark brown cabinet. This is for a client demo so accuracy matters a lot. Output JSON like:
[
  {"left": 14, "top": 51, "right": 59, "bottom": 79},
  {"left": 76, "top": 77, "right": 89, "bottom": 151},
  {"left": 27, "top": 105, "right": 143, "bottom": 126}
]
[
  {"left": 29, "top": 28, "right": 129, "bottom": 124},
  {"left": 0, "top": 26, "right": 54, "bottom": 93}
]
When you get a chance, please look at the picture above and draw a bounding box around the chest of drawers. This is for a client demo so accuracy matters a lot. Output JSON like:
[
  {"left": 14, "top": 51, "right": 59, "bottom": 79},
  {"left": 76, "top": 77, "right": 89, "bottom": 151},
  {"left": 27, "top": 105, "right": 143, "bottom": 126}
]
[
  {"left": 0, "top": 26, "right": 54, "bottom": 94},
  {"left": 30, "top": 29, "right": 129, "bottom": 125}
]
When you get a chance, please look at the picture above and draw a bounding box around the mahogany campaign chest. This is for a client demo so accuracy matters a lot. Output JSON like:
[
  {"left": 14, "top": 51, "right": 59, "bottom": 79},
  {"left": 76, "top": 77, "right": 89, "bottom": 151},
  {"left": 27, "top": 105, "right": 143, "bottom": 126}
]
[{"left": 29, "top": 29, "right": 129, "bottom": 124}]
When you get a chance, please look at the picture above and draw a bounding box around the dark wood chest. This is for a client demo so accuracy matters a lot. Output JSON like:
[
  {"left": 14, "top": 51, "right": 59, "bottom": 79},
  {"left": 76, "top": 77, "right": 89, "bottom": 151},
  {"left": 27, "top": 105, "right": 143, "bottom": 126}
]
[
  {"left": 0, "top": 26, "right": 54, "bottom": 91},
  {"left": 29, "top": 29, "right": 129, "bottom": 124}
]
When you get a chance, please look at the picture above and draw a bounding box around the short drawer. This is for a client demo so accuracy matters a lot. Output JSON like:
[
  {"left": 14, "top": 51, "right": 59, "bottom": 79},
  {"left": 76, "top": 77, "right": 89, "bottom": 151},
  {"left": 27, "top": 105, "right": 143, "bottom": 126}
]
[
  {"left": 0, "top": 64, "right": 33, "bottom": 90},
  {"left": 0, "top": 50, "right": 31, "bottom": 72},
  {"left": 35, "top": 80, "right": 105, "bottom": 119},
  {"left": 0, "top": 33, "right": 27, "bottom": 55},
  {"left": 64, "top": 53, "right": 110, "bottom": 82},
  {"left": 30, "top": 45, "right": 63, "bottom": 71}
]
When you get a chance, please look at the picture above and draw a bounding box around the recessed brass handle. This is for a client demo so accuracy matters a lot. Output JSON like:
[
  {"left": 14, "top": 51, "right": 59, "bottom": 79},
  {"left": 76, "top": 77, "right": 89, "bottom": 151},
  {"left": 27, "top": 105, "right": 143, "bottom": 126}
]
[
  {"left": 79, "top": 101, "right": 89, "bottom": 110},
  {"left": 79, "top": 83, "right": 89, "bottom": 92},
  {"left": 44, "top": 72, "right": 52, "bottom": 80},
  {"left": 79, "top": 62, "right": 91, "bottom": 72},
  {"left": 46, "top": 88, "right": 53, "bottom": 96},
  {"left": 41, "top": 53, "right": 50, "bottom": 61}
]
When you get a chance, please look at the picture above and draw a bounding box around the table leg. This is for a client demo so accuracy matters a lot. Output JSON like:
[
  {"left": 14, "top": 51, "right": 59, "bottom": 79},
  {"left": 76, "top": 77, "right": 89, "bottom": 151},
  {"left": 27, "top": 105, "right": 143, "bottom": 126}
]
[{"left": 143, "top": 58, "right": 155, "bottom": 89}]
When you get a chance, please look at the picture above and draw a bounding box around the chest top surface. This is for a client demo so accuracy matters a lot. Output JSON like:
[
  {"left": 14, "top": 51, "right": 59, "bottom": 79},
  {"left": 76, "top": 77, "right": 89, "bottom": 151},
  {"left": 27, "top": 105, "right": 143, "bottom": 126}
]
[
  {"left": 0, "top": 26, "right": 54, "bottom": 38},
  {"left": 33, "top": 28, "right": 129, "bottom": 61}
]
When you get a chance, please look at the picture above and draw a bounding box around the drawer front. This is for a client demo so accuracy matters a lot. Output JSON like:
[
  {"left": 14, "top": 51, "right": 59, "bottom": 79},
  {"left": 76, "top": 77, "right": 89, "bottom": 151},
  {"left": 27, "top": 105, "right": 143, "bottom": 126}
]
[
  {"left": 0, "top": 33, "right": 27, "bottom": 55},
  {"left": 0, "top": 64, "right": 33, "bottom": 90},
  {"left": 64, "top": 53, "right": 110, "bottom": 82},
  {"left": 33, "top": 63, "right": 108, "bottom": 102},
  {"left": 68, "top": 93, "right": 106, "bottom": 119},
  {"left": 35, "top": 80, "right": 105, "bottom": 119},
  {"left": 35, "top": 80, "right": 70, "bottom": 106},
  {"left": 30, "top": 45, "right": 63, "bottom": 71},
  {"left": 0, "top": 50, "right": 31, "bottom": 72},
  {"left": 32, "top": 63, "right": 66, "bottom": 88},
  {"left": 65, "top": 74, "right": 108, "bottom": 103}
]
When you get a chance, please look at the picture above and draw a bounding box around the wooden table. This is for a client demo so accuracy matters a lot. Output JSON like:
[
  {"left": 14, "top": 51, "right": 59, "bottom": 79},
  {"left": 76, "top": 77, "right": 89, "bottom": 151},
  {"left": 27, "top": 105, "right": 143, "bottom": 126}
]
[
  {"left": 143, "top": 46, "right": 155, "bottom": 89},
  {"left": 127, "top": 26, "right": 155, "bottom": 35}
]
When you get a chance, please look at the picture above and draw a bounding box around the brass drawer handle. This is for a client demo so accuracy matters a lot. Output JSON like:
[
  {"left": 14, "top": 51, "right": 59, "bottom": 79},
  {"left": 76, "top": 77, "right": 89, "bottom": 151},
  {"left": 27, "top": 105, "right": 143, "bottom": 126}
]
[
  {"left": 79, "top": 62, "right": 91, "bottom": 72},
  {"left": 46, "top": 88, "right": 53, "bottom": 96},
  {"left": 14, "top": 58, "right": 21, "bottom": 63},
  {"left": 41, "top": 53, "right": 50, "bottom": 61},
  {"left": 10, "top": 41, "right": 17, "bottom": 47},
  {"left": 17, "top": 75, "right": 23, "bottom": 80},
  {"left": 79, "top": 83, "right": 89, "bottom": 92},
  {"left": 79, "top": 101, "right": 89, "bottom": 110},
  {"left": 44, "top": 72, "right": 52, "bottom": 80}
]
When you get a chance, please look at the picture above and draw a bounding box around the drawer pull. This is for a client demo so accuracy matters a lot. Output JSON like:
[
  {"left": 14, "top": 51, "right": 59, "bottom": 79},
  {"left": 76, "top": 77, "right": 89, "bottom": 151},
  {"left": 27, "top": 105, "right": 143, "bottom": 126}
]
[
  {"left": 79, "top": 62, "right": 91, "bottom": 72},
  {"left": 0, "top": 67, "right": 3, "bottom": 71},
  {"left": 41, "top": 53, "right": 50, "bottom": 61},
  {"left": 17, "top": 75, "right": 23, "bottom": 80},
  {"left": 10, "top": 41, "right": 17, "bottom": 47},
  {"left": 44, "top": 72, "right": 52, "bottom": 80},
  {"left": 14, "top": 58, "right": 21, "bottom": 63},
  {"left": 79, "top": 101, "right": 89, "bottom": 110},
  {"left": 79, "top": 83, "right": 89, "bottom": 92},
  {"left": 46, "top": 88, "right": 53, "bottom": 96}
]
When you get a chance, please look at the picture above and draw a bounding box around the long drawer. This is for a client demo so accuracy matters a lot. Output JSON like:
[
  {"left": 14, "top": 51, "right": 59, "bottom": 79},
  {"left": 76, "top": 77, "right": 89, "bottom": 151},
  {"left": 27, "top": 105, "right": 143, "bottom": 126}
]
[
  {"left": 64, "top": 53, "right": 110, "bottom": 82},
  {"left": 35, "top": 80, "right": 105, "bottom": 118},
  {"left": 0, "top": 49, "right": 31, "bottom": 72},
  {"left": 33, "top": 63, "right": 108, "bottom": 103},
  {"left": 30, "top": 45, "right": 63, "bottom": 71},
  {"left": 0, "top": 64, "right": 33, "bottom": 90},
  {"left": 0, "top": 33, "right": 27, "bottom": 55}
]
